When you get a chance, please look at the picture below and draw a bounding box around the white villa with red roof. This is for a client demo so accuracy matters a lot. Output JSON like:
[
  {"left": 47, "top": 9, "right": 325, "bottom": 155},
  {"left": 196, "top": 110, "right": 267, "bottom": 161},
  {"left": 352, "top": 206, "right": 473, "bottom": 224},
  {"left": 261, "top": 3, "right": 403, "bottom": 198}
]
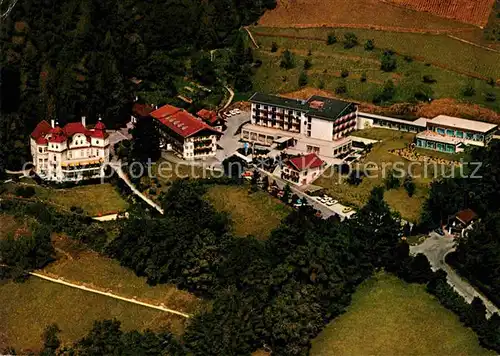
[
  {"left": 150, "top": 105, "right": 222, "bottom": 160},
  {"left": 281, "top": 153, "right": 325, "bottom": 186},
  {"left": 30, "top": 117, "right": 110, "bottom": 182}
]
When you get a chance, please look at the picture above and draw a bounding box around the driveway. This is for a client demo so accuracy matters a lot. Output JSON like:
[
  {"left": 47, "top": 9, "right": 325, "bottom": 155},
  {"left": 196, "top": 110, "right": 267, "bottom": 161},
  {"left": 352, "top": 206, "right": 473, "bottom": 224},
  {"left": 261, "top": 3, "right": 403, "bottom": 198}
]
[
  {"left": 216, "top": 112, "right": 250, "bottom": 162},
  {"left": 410, "top": 233, "right": 499, "bottom": 317}
]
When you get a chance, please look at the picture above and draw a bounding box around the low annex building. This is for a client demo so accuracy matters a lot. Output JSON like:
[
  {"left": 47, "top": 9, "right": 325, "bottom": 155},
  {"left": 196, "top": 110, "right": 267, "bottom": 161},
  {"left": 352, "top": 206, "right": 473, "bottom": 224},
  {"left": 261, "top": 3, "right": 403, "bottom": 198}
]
[
  {"left": 150, "top": 105, "right": 222, "bottom": 160},
  {"left": 281, "top": 152, "right": 325, "bottom": 186},
  {"left": 415, "top": 115, "right": 497, "bottom": 153},
  {"left": 196, "top": 109, "right": 224, "bottom": 132},
  {"left": 359, "top": 112, "right": 498, "bottom": 154},
  {"left": 241, "top": 93, "right": 355, "bottom": 159},
  {"left": 30, "top": 117, "right": 110, "bottom": 182}
]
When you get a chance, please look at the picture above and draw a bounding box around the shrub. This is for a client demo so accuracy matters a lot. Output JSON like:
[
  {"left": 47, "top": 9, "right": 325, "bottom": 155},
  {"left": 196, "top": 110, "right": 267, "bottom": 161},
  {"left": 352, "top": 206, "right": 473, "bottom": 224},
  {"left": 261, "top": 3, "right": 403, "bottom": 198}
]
[
  {"left": 15, "top": 186, "right": 36, "bottom": 198},
  {"left": 280, "top": 49, "right": 295, "bottom": 69},
  {"left": 303, "top": 58, "right": 312, "bottom": 70},
  {"left": 70, "top": 206, "right": 84, "bottom": 215},
  {"left": 271, "top": 42, "right": 278, "bottom": 52},
  {"left": 381, "top": 51, "right": 397, "bottom": 72},
  {"left": 298, "top": 71, "right": 308, "bottom": 87},
  {"left": 364, "top": 39, "right": 375, "bottom": 51},
  {"left": 341, "top": 69, "right": 349, "bottom": 78},
  {"left": 149, "top": 188, "right": 157, "bottom": 195},
  {"left": 422, "top": 75, "right": 436, "bottom": 84},
  {"left": 343, "top": 32, "right": 358, "bottom": 49},
  {"left": 462, "top": 83, "right": 476, "bottom": 97},
  {"left": 318, "top": 80, "right": 325, "bottom": 89},
  {"left": 307, "top": 49, "right": 312, "bottom": 56},
  {"left": 335, "top": 81, "right": 347, "bottom": 94},
  {"left": 254, "top": 59, "right": 262, "bottom": 68},
  {"left": 485, "top": 91, "right": 497, "bottom": 102},
  {"left": 326, "top": 32, "right": 337, "bottom": 45},
  {"left": 403, "top": 55, "right": 413, "bottom": 62},
  {"left": 360, "top": 72, "right": 367, "bottom": 82},
  {"left": 487, "top": 77, "right": 496, "bottom": 87}
]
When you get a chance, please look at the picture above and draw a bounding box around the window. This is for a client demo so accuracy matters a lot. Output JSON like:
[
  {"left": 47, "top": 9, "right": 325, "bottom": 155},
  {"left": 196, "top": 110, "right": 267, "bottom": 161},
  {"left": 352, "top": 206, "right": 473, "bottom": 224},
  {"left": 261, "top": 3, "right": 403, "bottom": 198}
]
[
  {"left": 53, "top": 155, "right": 57, "bottom": 161},
  {"left": 96, "top": 140, "right": 99, "bottom": 144},
  {"left": 38, "top": 147, "right": 43, "bottom": 153}
]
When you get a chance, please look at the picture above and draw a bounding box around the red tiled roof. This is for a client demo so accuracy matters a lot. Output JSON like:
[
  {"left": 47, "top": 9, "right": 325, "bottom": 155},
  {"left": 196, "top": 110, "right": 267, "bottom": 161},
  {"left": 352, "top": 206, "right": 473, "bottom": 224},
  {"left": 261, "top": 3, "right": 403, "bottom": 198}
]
[
  {"left": 455, "top": 209, "right": 478, "bottom": 225},
  {"left": 197, "top": 109, "right": 218, "bottom": 124},
  {"left": 151, "top": 105, "right": 221, "bottom": 138},
  {"left": 132, "top": 103, "right": 154, "bottom": 118},
  {"left": 287, "top": 153, "right": 324, "bottom": 171},
  {"left": 31, "top": 120, "right": 52, "bottom": 139},
  {"left": 36, "top": 136, "right": 48, "bottom": 145},
  {"left": 63, "top": 122, "right": 89, "bottom": 137},
  {"left": 150, "top": 104, "right": 181, "bottom": 120}
]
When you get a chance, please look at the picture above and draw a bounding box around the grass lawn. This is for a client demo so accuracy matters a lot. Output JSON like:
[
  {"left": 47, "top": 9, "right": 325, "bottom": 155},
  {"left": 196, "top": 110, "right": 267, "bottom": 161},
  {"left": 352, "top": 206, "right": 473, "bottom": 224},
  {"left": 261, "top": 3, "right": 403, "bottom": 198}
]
[
  {"left": 43, "top": 235, "right": 205, "bottom": 315},
  {"left": 139, "top": 158, "right": 215, "bottom": 201},
  {"left": 0, "top": 277, "right": 188, "bottom": 353},
  {"left": 205, "top": 185, "right": 291, "bottom": 240},
  {"left": 0, "top": 182, "right": 131, "bottom": 216},
  {"left": 315, "top": 128, "right": 433, "bottom": 222},
  {"left": 250, "top": 27, "right": 500, "bottom": 113},
  {"left": 310, "top": 272, "right": 493, "bottom": 356}
]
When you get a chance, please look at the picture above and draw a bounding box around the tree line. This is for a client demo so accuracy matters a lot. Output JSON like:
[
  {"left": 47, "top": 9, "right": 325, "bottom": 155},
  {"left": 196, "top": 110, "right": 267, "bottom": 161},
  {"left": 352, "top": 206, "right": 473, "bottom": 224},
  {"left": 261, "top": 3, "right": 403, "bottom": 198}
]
[{"left": 0, "top": 0, "right": 276, "bottom": 172}]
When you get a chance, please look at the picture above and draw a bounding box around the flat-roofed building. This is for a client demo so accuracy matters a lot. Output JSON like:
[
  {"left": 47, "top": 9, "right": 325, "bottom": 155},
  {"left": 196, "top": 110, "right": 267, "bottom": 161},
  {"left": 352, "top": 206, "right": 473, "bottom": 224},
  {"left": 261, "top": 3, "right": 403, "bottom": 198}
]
[
  {"left": 241, "top": 93, "right": 356, "bottom": 159},
  {"left": 415, "top": 115, "right": 497, "bottom": 153},
  {"left": 425, "top": 115, "right": 497, "bottom": 147}
]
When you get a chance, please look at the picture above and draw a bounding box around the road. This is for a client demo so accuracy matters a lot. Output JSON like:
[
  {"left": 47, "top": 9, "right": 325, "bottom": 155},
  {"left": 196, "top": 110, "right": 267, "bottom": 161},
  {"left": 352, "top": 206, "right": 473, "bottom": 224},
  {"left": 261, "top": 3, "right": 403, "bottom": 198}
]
[
  {"left": 216, "top": 112, "right": 251, "bottom": 163},
  {"left": 256, "top": 167, "right": 354, "bottom": 220},
  {"left": 410, "top": 233, "right": 499, "bottom": 317}
]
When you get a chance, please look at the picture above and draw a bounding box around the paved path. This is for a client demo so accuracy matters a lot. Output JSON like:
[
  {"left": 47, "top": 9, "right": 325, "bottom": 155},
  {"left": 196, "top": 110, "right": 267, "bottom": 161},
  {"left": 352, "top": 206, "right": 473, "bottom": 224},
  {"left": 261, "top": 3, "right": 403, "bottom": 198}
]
[
  {"left": 108, "top": 161, "right": 164, "bottom": 214},
  {"left": 243, "top": 26, "right": 259, "bottom": 48},
  {"left": 410, "top": 233, "right": 499, "bottom": 318},
  {"left": 28, "top": 271, "right": 190, "bottom": 318},
  {"left": 220, "top": 85, "right": 234, "bottom": 111}
]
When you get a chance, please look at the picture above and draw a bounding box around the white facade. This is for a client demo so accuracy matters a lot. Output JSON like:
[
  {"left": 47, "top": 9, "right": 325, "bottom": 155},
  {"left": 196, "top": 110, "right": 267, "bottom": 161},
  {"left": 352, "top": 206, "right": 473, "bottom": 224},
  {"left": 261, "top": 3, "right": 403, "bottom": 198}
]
[
  {"left": 30, "top": 119, "right": 110, "bottom": 182},
  {"left": 243, "top": 94, "right": 357, "bottom": 159},
  {"left": 181, "top": 134, "right": 219, "bottom": 160}
]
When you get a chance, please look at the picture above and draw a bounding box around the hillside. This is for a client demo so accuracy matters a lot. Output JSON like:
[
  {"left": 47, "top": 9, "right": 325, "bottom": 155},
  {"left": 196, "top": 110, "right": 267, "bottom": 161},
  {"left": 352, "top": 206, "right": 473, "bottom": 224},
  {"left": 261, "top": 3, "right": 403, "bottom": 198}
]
[{"left": 258, "top": 0, "right": 477, "bottom": 31}]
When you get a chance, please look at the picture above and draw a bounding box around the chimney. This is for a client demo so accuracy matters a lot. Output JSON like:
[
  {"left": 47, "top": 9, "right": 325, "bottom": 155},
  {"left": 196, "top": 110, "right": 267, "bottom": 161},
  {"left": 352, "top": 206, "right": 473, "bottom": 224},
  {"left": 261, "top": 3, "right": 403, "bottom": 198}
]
[
  {"left": 155, "top": 105, "right": 158, "bottom": 110},
  {"left": 81, "top": 116, "right": 86, "bottom": 127},
  {"left": 51, "top": 119, "right": 55, "bottom": 128}
]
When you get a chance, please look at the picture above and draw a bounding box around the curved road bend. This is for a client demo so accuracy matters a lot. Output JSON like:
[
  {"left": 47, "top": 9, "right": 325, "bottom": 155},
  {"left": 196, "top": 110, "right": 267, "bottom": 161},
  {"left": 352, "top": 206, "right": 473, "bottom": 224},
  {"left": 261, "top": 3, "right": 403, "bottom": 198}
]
[{"left": 410, "top": 233, "right": 499, "bottom": 318}]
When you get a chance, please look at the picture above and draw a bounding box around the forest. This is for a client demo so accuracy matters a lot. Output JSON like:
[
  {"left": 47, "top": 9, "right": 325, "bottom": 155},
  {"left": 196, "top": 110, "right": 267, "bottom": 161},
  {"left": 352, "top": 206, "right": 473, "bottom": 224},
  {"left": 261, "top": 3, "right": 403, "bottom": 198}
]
[
  {"left": 423, "top": 141, "right": 500, "bottom": 311},
  {"left": 0, "top": 0, "right": 274, "bottom": 173}
]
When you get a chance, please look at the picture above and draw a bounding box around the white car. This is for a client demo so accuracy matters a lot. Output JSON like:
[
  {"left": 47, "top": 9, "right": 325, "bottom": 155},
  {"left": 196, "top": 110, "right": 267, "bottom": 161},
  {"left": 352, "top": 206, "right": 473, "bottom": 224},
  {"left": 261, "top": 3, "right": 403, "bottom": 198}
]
[
  {"left": 318, "top": 198, "right": 326, "bottom": 203},
  {"left": 331, "top": 200, "right": 338, "bottom": 205},
  {"left": 326, "top": 201, "right": 334, "bottom": 206},
  {"left": 225, "top": 112, "right": 233, "bottom": 117},
  {"left": 233, "top": 109, "right": 241, "bottom": 115}
]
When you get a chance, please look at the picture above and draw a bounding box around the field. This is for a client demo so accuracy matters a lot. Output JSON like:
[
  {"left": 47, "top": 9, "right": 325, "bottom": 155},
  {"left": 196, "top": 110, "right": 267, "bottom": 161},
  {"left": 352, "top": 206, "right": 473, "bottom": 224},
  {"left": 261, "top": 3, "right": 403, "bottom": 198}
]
[
  {"left": 258, "top": 0, "right": 476, "bottom": 31},
  {"left": 310, "top": 272, "right": 493, "bottom": 356},
  {"left": 384, "top": 0, "right": 495, "bottom": 27},
  {"left": 43, "top": 234, "right": 204, "bottom": 315},
  {"left": 0, "top": 182, "right": 129, "bottom": 216},
  {"left": 250, "top": 28, "right": 500, "bottom": 112},
  {"left": 315, "top": 128, "right": 444, "bottom": 222},
  {"left": 205, "top": 185, "right": 291, "bottom": 240},
  {"left": 35, "top": 183, "right": 129, "bottom": 216},
  {"left": 0, "top": 277, "right": 187, "bottom": 352}
]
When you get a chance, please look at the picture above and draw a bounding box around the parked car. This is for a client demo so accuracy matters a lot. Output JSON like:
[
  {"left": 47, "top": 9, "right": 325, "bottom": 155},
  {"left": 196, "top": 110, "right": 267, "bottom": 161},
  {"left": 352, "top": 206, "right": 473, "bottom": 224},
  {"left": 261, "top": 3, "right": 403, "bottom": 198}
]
[
  {"left": 435, "top": 228, "right": 445, "bottom": 236},
  {"left": 342, "top": 207, "right": 353, "bottom": 213},
  {"left": 233, "top": 109, "right": 241, "bottom": 114}
]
